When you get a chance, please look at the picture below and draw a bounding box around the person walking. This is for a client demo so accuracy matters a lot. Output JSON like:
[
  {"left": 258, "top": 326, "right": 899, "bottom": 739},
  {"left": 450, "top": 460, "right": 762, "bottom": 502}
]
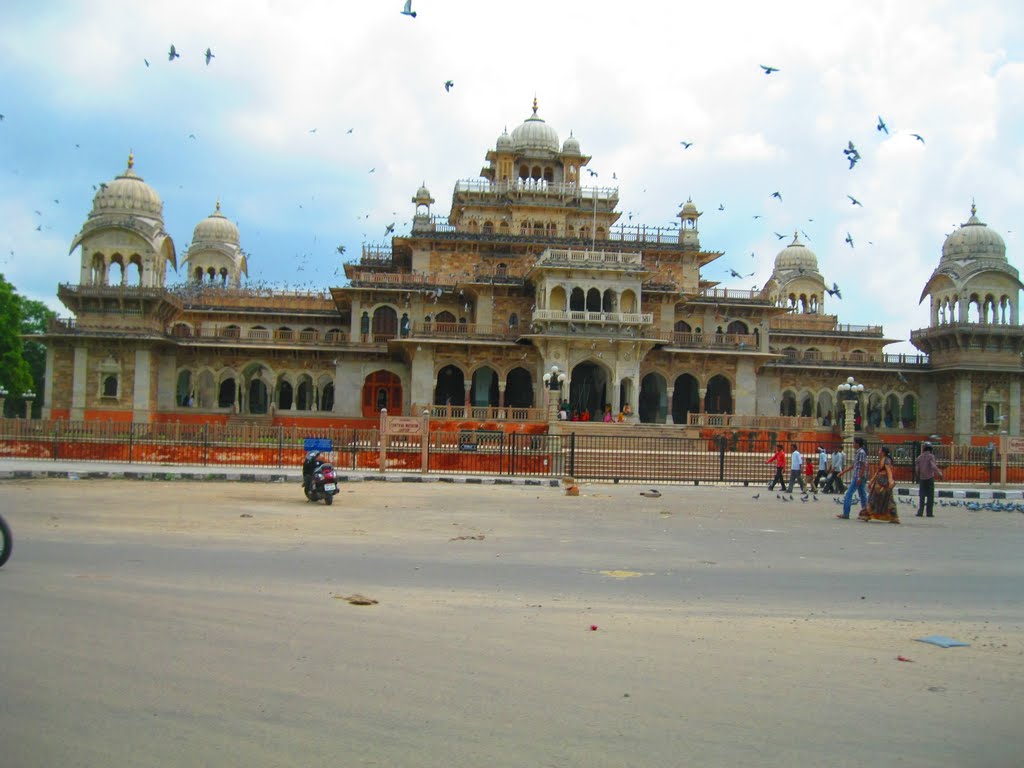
[
  {"left": 915, "top": 443, "right": 944, "bottom": 517},
  {"left": 837, "top": 436, "right": 868, "bottom": 519},
  {"left": 825, "top": 446, "right": 846, "bottom": 494},
  {"left": 766, "top": 444, "right": 786, "bottom": 490},
  {"left": 788, "top": 443, "right": 806, "bottom": 493},
  {"left": 813, "top": 446, "right": 829, "bottom": 492}
]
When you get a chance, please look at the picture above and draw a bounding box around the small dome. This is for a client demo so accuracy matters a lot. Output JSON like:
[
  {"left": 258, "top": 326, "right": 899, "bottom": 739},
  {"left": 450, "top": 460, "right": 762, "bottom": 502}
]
[
  {"left": 510, "top": 99, "right": 559, "bottom": 152},
  {"left": 90, "top": 153, "right": 163, "bottom": 219},
  {"left": 192, "top": 201, "right": 240, "bottom": 245},
  {"left": 496, "top": 130, "right": 513, "bottom": 151},
  {"left": 681, "top": 199, "right": 698, "bottom": 216},
  {"left": 773, "top": 232, "right": 820, "bottom": 272},
  {"left": 941, "top": 204, "right": 1006, "bottom": 262},
  {"left": 562, "top": 133, "right": 580, "bottom": 154},
  {"left": 415, "top": 183, "right": 432, "bottom": 199}
]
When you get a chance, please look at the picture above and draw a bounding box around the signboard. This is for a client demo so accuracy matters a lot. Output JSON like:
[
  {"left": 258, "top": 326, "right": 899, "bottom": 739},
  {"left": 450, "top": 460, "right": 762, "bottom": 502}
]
[
  {"left": 1006, "top": 436, "right": 1024, "bottom": 454},
  {"left": 386, "top": 416, "right": 423, "bottom": 435},
  {"left": 303, "top": 437, "right": 334, "bottom": 452}
]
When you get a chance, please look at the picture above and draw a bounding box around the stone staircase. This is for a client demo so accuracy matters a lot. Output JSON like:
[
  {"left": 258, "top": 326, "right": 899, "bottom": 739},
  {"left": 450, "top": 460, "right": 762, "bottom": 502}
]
[{"left": 548, "top": 421, "right": 703, "bottom": 440}]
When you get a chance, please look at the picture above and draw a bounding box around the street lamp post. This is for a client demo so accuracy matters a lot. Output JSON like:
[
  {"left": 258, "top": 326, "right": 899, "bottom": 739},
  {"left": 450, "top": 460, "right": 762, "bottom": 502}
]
[
  {"left": 23, "top": 391, "right": 35, "bottom": 420},
  {"left": 836, "top": 376, "right": 864, "bottom": 448},
  {"left": 542, "top": 365, "right": 567, "bottom": 422}
]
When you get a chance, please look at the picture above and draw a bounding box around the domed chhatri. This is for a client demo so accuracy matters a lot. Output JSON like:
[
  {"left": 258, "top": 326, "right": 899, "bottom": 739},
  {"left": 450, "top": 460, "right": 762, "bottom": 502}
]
[
  {"left": 495, "top": 129, "right": 513, "bottom": 152},
  {"left": 510, "top": 98, "right": 560, "bottom": 153},
  {"left": 89, "top": 151, "right": 164, "bottom": 220},
  {"left": 191, "top": 200, "right": 240, "bottom": 246},
  {"left": 941, "top": 203, "right": 1007, "bottom": 262},
  {"left": 774, "top": 232, "right": 820, "bottom": 273},
  {"left": 561, "top": 132, "right": 581, "bottom": 155}
]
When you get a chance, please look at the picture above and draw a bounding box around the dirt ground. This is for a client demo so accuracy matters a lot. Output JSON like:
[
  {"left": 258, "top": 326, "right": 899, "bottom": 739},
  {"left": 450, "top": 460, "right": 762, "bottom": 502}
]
[{"left": 1, "top": 478, "right": 1022, "bottom": 768}]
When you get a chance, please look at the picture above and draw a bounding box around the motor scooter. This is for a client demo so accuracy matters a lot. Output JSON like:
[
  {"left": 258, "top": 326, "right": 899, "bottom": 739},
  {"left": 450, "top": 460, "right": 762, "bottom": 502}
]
[{"left": 302, "top": 451, "right": 339, "bottom": 505}]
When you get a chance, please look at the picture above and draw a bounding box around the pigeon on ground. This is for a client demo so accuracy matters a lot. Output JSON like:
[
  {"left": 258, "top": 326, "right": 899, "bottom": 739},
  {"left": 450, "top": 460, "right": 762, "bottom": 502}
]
[{"left": 639, "top": 489, "right": 662, "bottom": 498}]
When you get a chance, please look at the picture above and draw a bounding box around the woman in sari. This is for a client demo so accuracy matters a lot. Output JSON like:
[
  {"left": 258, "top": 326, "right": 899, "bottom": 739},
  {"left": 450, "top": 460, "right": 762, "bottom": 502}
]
[{"left": 860, "top": 445, "right": 900, "bottom": 523}]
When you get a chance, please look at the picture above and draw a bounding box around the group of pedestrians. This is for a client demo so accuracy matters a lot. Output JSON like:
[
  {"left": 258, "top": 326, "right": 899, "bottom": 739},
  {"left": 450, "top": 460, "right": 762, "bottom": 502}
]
[{"left": 768, "top": 439, "right": 945, "bottom": 524}]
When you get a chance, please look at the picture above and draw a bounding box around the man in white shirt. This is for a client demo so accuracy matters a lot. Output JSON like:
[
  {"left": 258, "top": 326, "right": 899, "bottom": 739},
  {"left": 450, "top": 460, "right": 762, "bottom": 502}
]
[{"left": 788, "top": 443, "right": 806, "bottom": 493}]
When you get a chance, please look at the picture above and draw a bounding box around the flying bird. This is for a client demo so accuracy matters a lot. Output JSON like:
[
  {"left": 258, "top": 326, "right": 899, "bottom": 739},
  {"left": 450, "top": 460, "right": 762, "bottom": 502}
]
[
  {"left": 168, "top": 44, "right": 180, "bottom": 61},
  {"left": 896, "top": 370, "right": 908, "bottom": 384},
  {"left": 368, "top": 167, "right": 375, "bottom": 173},
  {"left": 760, "top": 64, "right": 779, "bottom": 74},
  {"left": 844, "top": 232, "right": 854, "bottom": 248},
  {"left": 718, "top": 203, "right": 725, "bottom": 211},
  {"left": 827, "top": 282, "right": 842, "bottom": 299},
  {"left": 910, "top": 133, "right": 925, "bottom": 144},
  {"left": 847, "top": 195, "right": 862, "bottom": 206},
  {"left": 876, "top": 115, "right": 888, "bottom": 134},
  {"left": 336, "top": 245, "right": 346, "bottom": 255},
  {"left": 444, "top": 80, "right": 454, "bottom": 92},
  {"left": 773, "top": 232, "right": 785, "bottom": 240},
  {"left": 144, "top": 59, "right": 150, "bottom": 67},
  {"left": 400, "top": 0, "right": 416, "bottom": 17},
  {"left": 843, "top": 141, "right": 861, "bottom": 169},
  {"left": 385, "top": 223, "right": 395, "bottom": 235},
  {"left": 205, "top": 47, "right": 215, "bottom": 65},
  {"left": 679, "top": 141, "right": 693, "bottom": 149},
  {"left": 585, "top": 168, "right": 598, "bottom": 177},
  {"left": 770, "top": 191, "right": 782, "bottom": 201},
  {"left": 308, "top": 128, "right": 318, "bottom": 133}
]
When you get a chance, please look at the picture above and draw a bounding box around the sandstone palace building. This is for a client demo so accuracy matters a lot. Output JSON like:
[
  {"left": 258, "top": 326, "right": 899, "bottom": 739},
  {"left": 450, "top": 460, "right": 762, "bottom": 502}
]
[{"left": 40, "top": 102, "right": 1024, "bottom": 445}]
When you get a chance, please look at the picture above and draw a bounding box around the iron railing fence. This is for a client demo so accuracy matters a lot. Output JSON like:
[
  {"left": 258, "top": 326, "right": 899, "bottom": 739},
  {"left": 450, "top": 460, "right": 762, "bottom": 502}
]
[{"left": 0, "top": 420, "right": 1022, "bottom": 484}]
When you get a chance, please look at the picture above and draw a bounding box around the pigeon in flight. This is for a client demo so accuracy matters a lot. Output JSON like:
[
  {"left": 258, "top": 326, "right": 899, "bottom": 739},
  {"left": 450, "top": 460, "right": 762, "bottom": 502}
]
[
  {"left": 760, "top": 64, "right": 779, "bottom": 74},
  {"left": 401, "top": 0, "right": 416, "bottom": 17},
  {"left": 910, "top": 133, "right": 925, "bottom": 144},
  {"left": 585, "top": 168, "right": 598, "bottom": 177},
  {"left": 346, "top": 128, "right": 354, "bottom": 134},
  {"left": 144, "top": 58, "right": 150, "bottom": 67},
  {"left": 773, "top": 232, "right": 785, "bottom": 240},
  {"left": 385, "top": 223, "right": 395, "bottom": 235},
  {"left": 205, "top": 47, "right": 215, "bottom": 65},
  {"left": 718, "top": 204, "right": 725, "bottom": 211},
  {"left": 168, "top": 44, "right": 180, "bottom": 61},
  {"left": 728, "top": 268, "right": 754, "bottom": 279},
  {"left": 847, "top": 195, "right": 862, "bottom": 206},
  {"left": 308, "top": 128, "right": 317, "bottom": 133},
  {"left": 770, "top": 191, "right": 782, "bottom": 201},
  {"left": 876, "top": 115, "right": 888, "bottom": 134},
  {"left": 843, "top": 141, "right": 861, "bottom": 169},
  {"left": 896, "top": 370, "right": 908, "bottom": 384},
  {"left": 679, "top": 141, "right": 693, "bottom": 149},
  {"left": 368, "top": 168, "right": 375, "bottom": 173},
  {"left": 444, "top": 80, "right": 454, "bottom": 92},
  {"left": 336, "top": 245, "right": 346, "bottom": 255},
  {"left": 845, "top": 232, "right": 854, "bottom": 248}
]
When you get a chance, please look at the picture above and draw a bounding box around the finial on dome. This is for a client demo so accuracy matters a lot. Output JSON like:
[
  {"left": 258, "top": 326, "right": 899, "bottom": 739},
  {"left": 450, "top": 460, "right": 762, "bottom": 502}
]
[
  {"left": 971, "top": 198, "right": 976, "bottom": 216},
  {"left": 793, "top": 229, "right": 799, "bottom": 242},
  {"left": 127, "top": 150, "right": 134, "bottom": 169},
  {"left": 532, "top": 96, "right": 538, "bottom": 116},
  {"left": 215, "top": 199, "right": 221, "bottom": 212}
]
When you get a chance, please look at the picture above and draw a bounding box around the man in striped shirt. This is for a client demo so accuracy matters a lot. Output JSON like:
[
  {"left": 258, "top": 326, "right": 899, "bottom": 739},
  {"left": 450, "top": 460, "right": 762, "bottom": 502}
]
[{"left": 838, "top": 436, "right": 868, "bottom": 519}]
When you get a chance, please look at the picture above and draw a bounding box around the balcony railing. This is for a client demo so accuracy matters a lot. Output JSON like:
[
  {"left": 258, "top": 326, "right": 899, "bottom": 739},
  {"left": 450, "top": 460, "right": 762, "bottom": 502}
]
[
  {"left": 531, "top": 309, "right": 653, "bottom": 325},
  {"left": 669, "top": 332, "right": 759, "bottom": 350},
  {"left": 454, "top": 178, "right": 619, "bottom": 201},
  {"left": 771, "top": 316, "right": 884, "bottom": 335},
  {"left": 688, "top": 414, "right": 818, "bottom": 429},
  {"left": 770, "top": 350, "right": 930, "bottom": 367},
  {"left": 536, "top": 248, "right": 643, "bottom": 267},
  {"left": 696, "top": 287, "right": 769, "bottom": 302},
  {"left": 407, "top": 322, "right": 520, "bottom": 341},
  {"left": 420, "top": 404, "right": 545, "bottom": 422}
]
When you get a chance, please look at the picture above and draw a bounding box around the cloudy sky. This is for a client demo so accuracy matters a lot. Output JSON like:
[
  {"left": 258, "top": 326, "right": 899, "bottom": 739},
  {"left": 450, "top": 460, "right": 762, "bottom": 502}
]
[{"left": 2, "top": 0, "right": 1022, "bottom": 352}]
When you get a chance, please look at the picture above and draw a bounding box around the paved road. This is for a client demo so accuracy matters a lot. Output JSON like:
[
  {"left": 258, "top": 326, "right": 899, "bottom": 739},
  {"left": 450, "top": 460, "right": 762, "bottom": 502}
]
[{"left": 1, "top": 479, "right": 1021, "bottom": 767}]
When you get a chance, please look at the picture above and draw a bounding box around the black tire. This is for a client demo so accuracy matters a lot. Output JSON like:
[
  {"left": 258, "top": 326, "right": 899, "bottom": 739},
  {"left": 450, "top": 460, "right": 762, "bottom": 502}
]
[
  {"left": 324, "top": 493, "right": 333, "bottom": 506},
  {"left": 0, "top": 514, "right": 12, "bottom": 568},
  {"left": 304, "top": 486, "right": 314, "bottom": 501}
]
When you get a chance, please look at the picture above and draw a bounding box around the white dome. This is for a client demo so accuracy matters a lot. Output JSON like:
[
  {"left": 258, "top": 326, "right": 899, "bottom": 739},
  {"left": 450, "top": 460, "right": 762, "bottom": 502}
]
[
  {"left": 192, "top": 202, "right": 240, "bottom": 245},
  {"left": 510, "top": 100, "right": 559, "bottom": 152},
  {"left": 562, "top": 133, "right": 580, "bottom": 154},
  {"left": 941, "top": 205, "right": 1006, "bottom": 262},
  {"left": 90, "top": 154, "right": 163, "bottom": 219},
  {"left": 773, "top": 232, "right": 820, "bottom": 272},
  {"left": 496, "top": 130, "right": 513, "bottom": 151}
]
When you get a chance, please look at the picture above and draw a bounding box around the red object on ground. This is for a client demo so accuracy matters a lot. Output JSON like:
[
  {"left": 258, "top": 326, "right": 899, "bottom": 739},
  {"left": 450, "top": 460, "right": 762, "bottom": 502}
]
[
  {"left": 589, "top": 625, "right": 598, "bottom": 631},
  {"left": 897, "top": 655, "right": 914, "bottom": 662}
]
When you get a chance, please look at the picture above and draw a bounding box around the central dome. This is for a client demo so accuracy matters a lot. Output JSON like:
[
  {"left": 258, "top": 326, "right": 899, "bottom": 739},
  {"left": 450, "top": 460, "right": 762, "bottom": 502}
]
[
  {"left": 941, "top": 204, "right": 1006, "bottom": 262},
  {"left": 773, "top": 232, "right": 820, "bottom": 272},
  {"left": 192, "top": 201, "right": 240, "bottom": 245},
  {"left": 510, "top": 99, "right": 559, "bottom": 153},
  {"left": 90, "top": 154, "right": 163, "bottom": 219}
]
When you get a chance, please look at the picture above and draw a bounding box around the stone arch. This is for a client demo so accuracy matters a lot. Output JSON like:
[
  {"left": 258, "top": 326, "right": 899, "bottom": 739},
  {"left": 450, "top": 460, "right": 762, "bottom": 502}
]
[
  {"left": 127, "top": 254, "right": 143, "bottom": 286},
  {"left": 505, "top": 366, "right": 533, "bottom": 408},
  {"left": 602, "top": 289, "right": 617, "bottom": 313},
  {"left": 549, "top": 285, "right": 567, "bottom": 311},
  {"left": 569, "top": 359, "right": 612, "bottom": 420},
  {"left": 586, "top": 287, "right": 602, "bottom": 312},
  {"left": 817, "top": 390, "right": 835, "bottom": 425},
  {"left": 295, "top": 372, "right": 315, "bottom": 410},
  {"left": 639, "top": 371, "right": 668, "bottom": 423},
  {"left": 363, "top": 369, "right": 403, "bottom": 416},
  {"left": 671, "top": 373, "right": 700, "bottom": 425},
  {"left": 109, "top": 254, "right": 124, "bottom": 285},
  {"left": 176, "top": 369, "right": 193, "bottom": 406},
  {"left": 727, "top": 319, "right": 748, "bottom": 335},
  {"left": 470, "top": 365, "right": 500, "bottom": 407},
  {"left": 704, "top": 374, "right": 732, "bottom": 414},
  {"left": 780, "top": 389, "right": 797, "bottom": 417},
  {"left": 901, "top": 393, "right": 917, "bottom": 428},
  {"left": 569, "top": 287, "right": 585, "bottom": 311},
  {"left": 434, "top": 364, "right": 465, "bottom": 407},
  {"left": 799, "top": 390, "right": 814, "bottom": 418},
  {"left": 620, "top": 289, "right": 637, "bottom": 313}
]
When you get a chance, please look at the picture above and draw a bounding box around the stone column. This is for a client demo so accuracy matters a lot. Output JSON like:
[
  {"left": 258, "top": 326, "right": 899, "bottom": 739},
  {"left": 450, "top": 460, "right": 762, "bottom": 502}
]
[
  {"left": 132, "top": 349, "right": 153, "bottom": 422},
  {"left": 665, "top": 387, "right": 675, "bottom": 424},
  {"left": 71, "top": 346, "right": 88, "bottom": 421},
  {"left": 698, "top": 388, "right": 707, "bottom": 415},
  {"left": 42, "top": 347, "right": 55, "bottom": 419}
]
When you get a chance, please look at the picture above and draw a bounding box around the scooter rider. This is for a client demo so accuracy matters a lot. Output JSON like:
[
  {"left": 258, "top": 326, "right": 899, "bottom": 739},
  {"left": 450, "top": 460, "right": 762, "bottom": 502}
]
[{"left": 302, "top": 450, "right": 324, "bottom": 494}]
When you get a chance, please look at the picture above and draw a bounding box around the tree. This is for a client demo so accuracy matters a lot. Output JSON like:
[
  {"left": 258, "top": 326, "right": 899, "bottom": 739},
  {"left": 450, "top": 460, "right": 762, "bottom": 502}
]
[
  {"left": 20, "top": 296, "right": 56, "bottom": 419},
  {"left": 0, "top": 274, "right": 33, "bottom": 416}
]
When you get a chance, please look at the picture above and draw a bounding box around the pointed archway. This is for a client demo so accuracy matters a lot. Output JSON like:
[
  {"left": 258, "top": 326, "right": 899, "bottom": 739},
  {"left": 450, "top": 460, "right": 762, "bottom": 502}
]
[
  {"left": 362, "top": 370, "right": 402, "bottom": 417},
  {"left": 639, "top": 372, "right": 668, "bottom": 423},
  {"left": 569, "top": 360, "right": 610, "bottom": 419}
]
